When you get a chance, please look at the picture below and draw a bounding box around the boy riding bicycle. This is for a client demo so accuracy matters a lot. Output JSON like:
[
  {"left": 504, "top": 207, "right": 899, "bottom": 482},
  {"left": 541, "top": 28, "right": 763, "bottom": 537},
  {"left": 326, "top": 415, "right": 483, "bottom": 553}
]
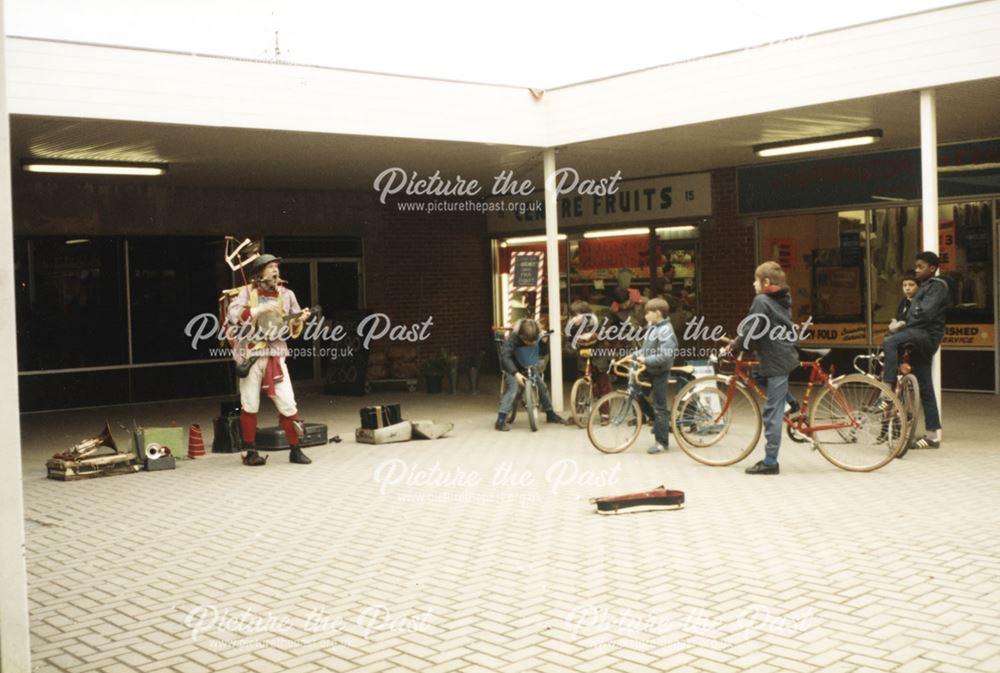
[
  {"left": 495, "top": 318, "right": 568, "bottom": 431},
  {"left": 882, "top": 252, "right": 950, "bottom": 449}
]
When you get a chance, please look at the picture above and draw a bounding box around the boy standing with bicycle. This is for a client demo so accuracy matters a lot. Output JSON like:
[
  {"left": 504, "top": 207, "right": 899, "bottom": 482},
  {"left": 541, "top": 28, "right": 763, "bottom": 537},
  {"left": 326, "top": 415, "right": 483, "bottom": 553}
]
[
  {"left": 733, "top": 261, "right": 800, "bottom": 475},
  {"left": 495, "top": 319, "right": 568, "bottom": 431},
  {"left": 636, "top": 298, "right": 678, "bottom": 454}
]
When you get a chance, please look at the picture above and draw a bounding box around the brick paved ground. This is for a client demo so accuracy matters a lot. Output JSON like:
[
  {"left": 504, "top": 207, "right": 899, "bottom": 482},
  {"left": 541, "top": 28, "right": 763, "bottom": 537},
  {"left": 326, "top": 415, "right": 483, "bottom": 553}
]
[{"left": 19, "top": 380, "right": 1000, "bottom": 673}]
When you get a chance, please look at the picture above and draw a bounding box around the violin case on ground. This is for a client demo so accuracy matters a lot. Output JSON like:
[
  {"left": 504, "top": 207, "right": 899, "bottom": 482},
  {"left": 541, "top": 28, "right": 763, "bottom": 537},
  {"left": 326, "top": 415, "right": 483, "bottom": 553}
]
[{"left": 591, "top": 486, "right": 685, "bottom": 515}]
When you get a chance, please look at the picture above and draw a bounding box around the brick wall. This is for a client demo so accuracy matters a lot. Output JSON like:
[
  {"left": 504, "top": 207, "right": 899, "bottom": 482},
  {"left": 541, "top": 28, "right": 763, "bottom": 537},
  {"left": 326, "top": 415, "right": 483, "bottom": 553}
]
[
  {"left": 364, "top": 207, "right": 492, "bottom": 366},
  {"left": 702, "top": 168, "right": 756, "bottom": 334}
]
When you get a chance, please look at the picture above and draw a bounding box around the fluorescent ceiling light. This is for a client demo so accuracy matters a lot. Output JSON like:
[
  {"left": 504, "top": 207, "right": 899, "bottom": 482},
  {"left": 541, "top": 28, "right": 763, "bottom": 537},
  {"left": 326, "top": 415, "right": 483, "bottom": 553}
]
[
  {"left": 938, "top": 162, "right": 1000, "bottom": 173},
  {"left": 655, "top": 226, "right": 698, "bottom": 235},
  {"left": 583, "top": 227, "right": 648, "bottom": 239},
  {"left": 504, "top": 235, "right": 567, "bottom": 245},
  {"left": 64, "top": 239, "right": 91, "bottom": 245},
  {"left": 871, "top": 195, "right": 907, "bottom": 202},
  {"left": 753, "top": 130, "right": 883, "bottom": 158},
  {"left": 22, "top": 160, "right": 167, "bottom": 176}
]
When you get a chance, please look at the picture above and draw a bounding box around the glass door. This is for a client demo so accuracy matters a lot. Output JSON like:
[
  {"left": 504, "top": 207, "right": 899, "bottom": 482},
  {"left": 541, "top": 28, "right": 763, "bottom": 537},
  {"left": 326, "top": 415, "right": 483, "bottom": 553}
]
[
  {"left": 278, "top": 261, "right": 314, "bottom": 383},
  {"left": 274, "top": 258, "right": 363, "bottom": 383}
]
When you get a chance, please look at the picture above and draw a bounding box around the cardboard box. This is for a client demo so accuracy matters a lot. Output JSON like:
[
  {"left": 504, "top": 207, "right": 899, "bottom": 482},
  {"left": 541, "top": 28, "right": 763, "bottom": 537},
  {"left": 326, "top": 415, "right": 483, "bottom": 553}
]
[{"left": 355, "top": 421, "right": 412, "bottom": 445}]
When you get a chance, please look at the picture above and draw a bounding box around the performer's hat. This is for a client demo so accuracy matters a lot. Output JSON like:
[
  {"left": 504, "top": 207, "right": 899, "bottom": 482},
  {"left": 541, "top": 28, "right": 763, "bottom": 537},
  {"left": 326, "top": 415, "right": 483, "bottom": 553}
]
[{"left": 250, "top": 254, "right": 283, "bottom": 275}]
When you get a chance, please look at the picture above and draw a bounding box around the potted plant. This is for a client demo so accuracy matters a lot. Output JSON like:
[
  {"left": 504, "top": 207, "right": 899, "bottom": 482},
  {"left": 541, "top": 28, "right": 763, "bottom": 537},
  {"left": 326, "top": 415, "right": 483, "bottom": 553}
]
[
  {"left": 441, "top": 348, "right": 460, "bottom": 394},
  {"left": 465, "top": 350, "right": 485, "bottom": 395},
  {"left": 420, "top": 357, "right": 447, "bottom": 394}
]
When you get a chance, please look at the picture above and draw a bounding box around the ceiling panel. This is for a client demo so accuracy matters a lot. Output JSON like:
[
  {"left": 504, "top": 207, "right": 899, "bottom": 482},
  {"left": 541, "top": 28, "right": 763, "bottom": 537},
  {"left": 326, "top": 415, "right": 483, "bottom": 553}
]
[{"left": 11, "top": 77, "right": 1000, "bottom": 191}]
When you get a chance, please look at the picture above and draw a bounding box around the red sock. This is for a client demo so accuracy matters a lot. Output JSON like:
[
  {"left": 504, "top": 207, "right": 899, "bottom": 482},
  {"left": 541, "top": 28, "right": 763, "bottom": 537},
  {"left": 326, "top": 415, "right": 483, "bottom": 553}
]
[
  {"left": 279, "top": 413, "right": 300, "bottom": 447},
  {"left": 240, "top": 412, "right": 258, "bottom": 444}
]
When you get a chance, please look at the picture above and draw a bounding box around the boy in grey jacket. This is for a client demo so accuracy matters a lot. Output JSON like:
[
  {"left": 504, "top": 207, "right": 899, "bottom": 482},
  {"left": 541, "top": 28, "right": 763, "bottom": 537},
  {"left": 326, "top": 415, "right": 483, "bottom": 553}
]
[
  {"left": 735, "top": 261, "right": 799, "bottom": 474},
  {"left": 637, "top": 298, "right": 678, "bottom": 454}
]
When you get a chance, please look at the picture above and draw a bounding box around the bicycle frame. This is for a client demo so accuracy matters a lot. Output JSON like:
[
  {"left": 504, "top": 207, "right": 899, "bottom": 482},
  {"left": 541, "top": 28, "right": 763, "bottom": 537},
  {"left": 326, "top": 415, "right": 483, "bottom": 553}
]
[{"left": 716, "top": 353, "right": 860, "bottom": 438}]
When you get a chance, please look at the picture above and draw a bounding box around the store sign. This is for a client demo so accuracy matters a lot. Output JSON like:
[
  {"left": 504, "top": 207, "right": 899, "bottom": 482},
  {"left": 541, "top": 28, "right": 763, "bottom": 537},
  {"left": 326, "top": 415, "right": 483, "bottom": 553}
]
[
  {"left": 512, "top": 253, "right": 543, "bottom": 289},
  {"left": 800, "top": 322, "right": 995, "bottom": 349},
  {"left": 941, "top": 324, "right": 994, "bottom": 348},
  {"left": 938, "top": 220, "right": 957, "bottom": 273},
  {"left": 486, "top": 172, "right": 712, "bottom": 233}
]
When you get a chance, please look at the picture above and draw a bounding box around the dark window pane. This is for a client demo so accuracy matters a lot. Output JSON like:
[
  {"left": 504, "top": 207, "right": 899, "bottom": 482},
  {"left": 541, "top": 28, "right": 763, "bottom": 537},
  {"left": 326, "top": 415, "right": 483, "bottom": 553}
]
[
  {"left": 15, "top": 237, "right": 128, "bottom": 370},
  {"left": 129, "top": 237, "right": 228, "bottom": 363}
]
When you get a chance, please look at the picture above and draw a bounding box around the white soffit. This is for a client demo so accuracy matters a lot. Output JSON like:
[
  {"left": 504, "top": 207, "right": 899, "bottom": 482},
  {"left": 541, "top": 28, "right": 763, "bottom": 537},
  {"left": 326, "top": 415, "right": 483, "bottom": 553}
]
[
  {"left": 5, "top": 2, "right": 1000, "bottom": 149},
  {"left": 5, "top": 38, "right": 549, "bottom": 147}
]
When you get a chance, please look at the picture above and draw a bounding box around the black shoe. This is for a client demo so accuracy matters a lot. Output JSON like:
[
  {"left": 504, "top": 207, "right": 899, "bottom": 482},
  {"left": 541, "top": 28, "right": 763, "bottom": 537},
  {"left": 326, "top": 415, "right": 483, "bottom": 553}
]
[
  {"left": 494, "top": 420, "right": 510, "bottom": 432},
  {"left": 745, "top": 460, "right": 779, "bottom": 475},
  {"left": 289, "top": 446, "right": 312, "bottom": 464},
  {"left": 241, "top": 448, "right": 268, "bottom": 466},
  {"left": 785, "top": 399, "right": 800, "bottom": 415},
  {"left": 546, "top": 412, "right": 568, "bottom": 425}
]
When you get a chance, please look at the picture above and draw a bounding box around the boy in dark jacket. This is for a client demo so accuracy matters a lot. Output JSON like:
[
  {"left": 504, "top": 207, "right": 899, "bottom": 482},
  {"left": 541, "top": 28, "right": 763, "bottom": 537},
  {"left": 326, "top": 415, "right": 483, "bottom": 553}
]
[
  {"left": 883, "top": 252, "right": 949, "bottom": 448},
  {"left": 496, "top": 319, "right": 568, "bottom": 431},
  {"left": 637, "top": 298, "right": 678, "bottom": 454},
  {"left": 735, "top": 261, "right": 800, "bottom": 474},
  {"left": 889, "top": 271, "right": 918, "bottom": 333}
]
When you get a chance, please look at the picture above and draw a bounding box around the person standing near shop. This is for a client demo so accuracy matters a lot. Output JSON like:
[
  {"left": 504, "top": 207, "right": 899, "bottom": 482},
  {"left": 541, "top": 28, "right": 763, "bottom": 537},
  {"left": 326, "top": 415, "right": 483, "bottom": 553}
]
[
  {"left": 733, "top": 261, "right": 800, "bottom": 475},
  {"left": 229, "top": 254, "right": 314, "bottom": 465},
  {"left": 882, "top": 252, "right": 950, "bottom": 449},
  {"left": 637, "top": 298, "right": 678, "bottom": 454}
]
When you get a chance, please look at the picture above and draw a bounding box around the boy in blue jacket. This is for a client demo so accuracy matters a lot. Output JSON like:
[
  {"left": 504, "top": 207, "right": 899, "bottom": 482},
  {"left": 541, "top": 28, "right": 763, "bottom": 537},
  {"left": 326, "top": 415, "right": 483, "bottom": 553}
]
[{"left": 637, "top": 298, "right": 678, "bottom": 454}]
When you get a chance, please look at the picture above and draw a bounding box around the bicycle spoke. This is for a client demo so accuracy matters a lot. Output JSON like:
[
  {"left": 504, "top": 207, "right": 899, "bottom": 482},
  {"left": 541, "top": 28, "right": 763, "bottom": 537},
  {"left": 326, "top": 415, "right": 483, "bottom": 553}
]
[
  {"left": 672, "top": 376, "right": 760, "bottom": 466},
  {"left": 810, "top": 374, "right": 904, "bottom": 471},
  {"left": 588, "top": 392, "right": 641, "bottom": 454}
]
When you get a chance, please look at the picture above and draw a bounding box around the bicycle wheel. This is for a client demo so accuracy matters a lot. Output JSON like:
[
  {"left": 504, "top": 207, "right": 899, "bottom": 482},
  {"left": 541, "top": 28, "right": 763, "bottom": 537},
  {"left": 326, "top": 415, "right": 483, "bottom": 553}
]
[
  {"left": 570, "top": 378, "right": 594, "bottom": 428},
  {"left": 500, "top": 375, "right": 518, "bottom": 424},
  {"left": 671, "top": 375, "right": 761, "bottom": 466},
  {"left": 896, "top": 374, "right": 921, "bottom": 459},
  {"left": 809, "top": 374, "right": 905, "bottom": 472},
  {"left": 525, "top": 382, "right": 539, "bottom": 432},
  {"left": 587, "top": 391, "right": 643, "bottom": 454}
]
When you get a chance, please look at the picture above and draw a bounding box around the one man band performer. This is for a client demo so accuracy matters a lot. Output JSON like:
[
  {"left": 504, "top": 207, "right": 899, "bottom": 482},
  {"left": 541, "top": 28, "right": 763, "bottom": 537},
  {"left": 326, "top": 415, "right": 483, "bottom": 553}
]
[{"left": 228, "top": 254, "right": 313, "bottom": 466}]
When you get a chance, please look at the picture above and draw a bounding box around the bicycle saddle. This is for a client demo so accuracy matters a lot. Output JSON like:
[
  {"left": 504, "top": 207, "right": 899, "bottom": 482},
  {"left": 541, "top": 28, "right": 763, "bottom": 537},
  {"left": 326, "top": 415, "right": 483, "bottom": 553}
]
[{"left": 796, "top": 347, "right": 830, "bottom": 361}]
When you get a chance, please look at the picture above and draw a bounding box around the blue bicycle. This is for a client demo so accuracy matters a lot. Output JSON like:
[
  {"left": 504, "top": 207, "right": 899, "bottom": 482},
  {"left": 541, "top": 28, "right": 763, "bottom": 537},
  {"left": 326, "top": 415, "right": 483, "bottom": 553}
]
[{"left": 587, "top": 354, "right": 694, "bottom": 453}]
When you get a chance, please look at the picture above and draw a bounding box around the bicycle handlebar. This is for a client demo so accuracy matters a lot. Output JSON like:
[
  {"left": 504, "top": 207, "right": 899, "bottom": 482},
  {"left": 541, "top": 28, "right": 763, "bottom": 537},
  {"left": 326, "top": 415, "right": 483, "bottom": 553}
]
[
  {"left": 610, "top": 355, "right": 652, "bottom": 388},
  {"left": 853, "top": 352, "right": 884, "bottom": 375}
]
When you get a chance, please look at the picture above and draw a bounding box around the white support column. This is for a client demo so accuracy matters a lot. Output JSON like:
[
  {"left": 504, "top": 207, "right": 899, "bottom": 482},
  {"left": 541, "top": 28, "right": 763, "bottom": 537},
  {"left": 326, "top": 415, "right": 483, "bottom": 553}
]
[
  {"left": 542, "top": 148, "right": 563, "bottom": 412},
  {"left": 920, "top": 88, "right": 942, "bottom": 420},
  {"left": 0, "top": 1, "right": 33, "bottom": 670}
]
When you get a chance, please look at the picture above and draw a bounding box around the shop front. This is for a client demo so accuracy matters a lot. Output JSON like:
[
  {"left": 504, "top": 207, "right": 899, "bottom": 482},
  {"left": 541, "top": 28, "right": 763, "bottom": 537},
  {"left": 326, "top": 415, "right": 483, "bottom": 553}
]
[
  {"left": 740, "top": 140, "right": 999, "bottom": 393},
  {"left": 487, "top": 172, "right": 713, "bottom": 378}
]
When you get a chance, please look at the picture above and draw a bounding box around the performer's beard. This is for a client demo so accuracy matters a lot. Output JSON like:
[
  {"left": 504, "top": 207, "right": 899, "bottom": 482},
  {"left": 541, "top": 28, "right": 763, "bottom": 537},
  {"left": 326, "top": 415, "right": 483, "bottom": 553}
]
[{"left": 259, "top": 274, "right": 279, "bottom": 290}]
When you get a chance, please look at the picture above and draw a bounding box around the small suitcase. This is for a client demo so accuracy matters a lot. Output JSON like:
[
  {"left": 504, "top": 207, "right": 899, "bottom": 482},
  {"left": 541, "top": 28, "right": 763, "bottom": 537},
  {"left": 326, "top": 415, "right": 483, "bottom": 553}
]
[
  {"left": 360, "top": 404, "right": 403, "bottom": 430},
  {"left": 355, "top": 420, "right": 412, "bottom": 445},
  {"left": 212, "top": 414, "right": 243, "bottom": 453},
  {"left": 255, "top": 422, "right": 329, "bottom": 450},
  {"left": 591, "top": 486, "right": 685, "bottom": 515}
]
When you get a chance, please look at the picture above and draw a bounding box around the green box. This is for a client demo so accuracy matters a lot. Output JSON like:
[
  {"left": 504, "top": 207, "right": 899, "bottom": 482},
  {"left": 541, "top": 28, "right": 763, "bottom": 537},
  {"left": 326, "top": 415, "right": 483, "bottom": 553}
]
[{"left": 131, "top": 426, "right": 187, "bottom": 461}]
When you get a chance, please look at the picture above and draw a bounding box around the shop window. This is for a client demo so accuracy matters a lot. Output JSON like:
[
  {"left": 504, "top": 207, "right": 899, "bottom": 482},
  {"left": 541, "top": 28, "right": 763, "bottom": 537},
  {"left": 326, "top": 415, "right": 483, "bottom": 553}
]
[
  {"left": 14, "top": 237, "right": 128, "bottom": 370},
  {"left": 129, "top": 237, "right": 229, "bottom": 363},
  {"left": 758, "top": 212, "right": 869, "bottom": 344},
  {"left": 871, "top": 207, "right": 922, "bottom": 326},
  {"left": 938, "top": 201, "right": 993, "bottom": 326},
  {"left": 568, "top": 233, "right": 651, "bottom": 326}
]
